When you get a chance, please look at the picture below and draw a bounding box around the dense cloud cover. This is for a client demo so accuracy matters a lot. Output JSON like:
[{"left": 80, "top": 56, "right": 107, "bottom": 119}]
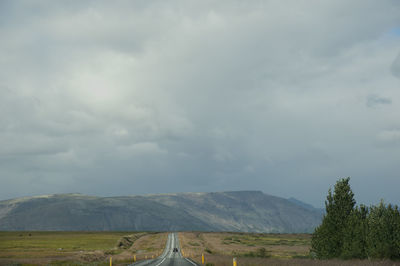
[{"left": 1, "top": 0, "right": 399, "bottom": 206}]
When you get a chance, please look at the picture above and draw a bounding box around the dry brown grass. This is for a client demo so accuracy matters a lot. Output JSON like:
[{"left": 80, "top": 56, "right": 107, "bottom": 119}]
[
  {"left": 179, "top": 232, "right": 400, "bottom": 266},
  {"left": 119, "top": 232, "right": 168, "bottom": 262},
  {"left": 191, "top": 254, "right": 400, "bottom": 266},
  {"left": 179, "top": 232, "right": 310, "bottom": 258},
  {"left": 179, "top": 232, "right": 207, "bottom": 258}
]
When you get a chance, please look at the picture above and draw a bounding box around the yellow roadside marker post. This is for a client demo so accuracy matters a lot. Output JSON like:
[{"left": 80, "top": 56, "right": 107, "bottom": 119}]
[
  {"left": 134, "top": 255, "right": 136, "bottom": 262},
  {"left": 233, "top": 257, "right": 237, "bottom": 266},
  {"left": 202, "top": 253, "right": 205, "bottom": 264},
  {"left": 152, "top": 255, "right": 154, "bottom": 259},
  {"left": 110, "top": 256, "right": 112, "bottom": 266},
  {"left": 145, "top": 255, "right": 147, "bottom": 259}
]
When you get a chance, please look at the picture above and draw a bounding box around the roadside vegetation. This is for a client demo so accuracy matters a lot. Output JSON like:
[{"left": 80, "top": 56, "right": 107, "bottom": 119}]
[
  {"left": 180, "top": 231, "right": 399, "bottom": 265},
  {"left": 0, "top": 231, "right": 167, "bottom": 265},
  {"left": 179, "top": 232, "right": 314, "bottom": 265},
  {"left": 179, "top": 232, "right": 311, "bottom": 259},
  {"left": 312, "top": 177, "right": 400, "bottom": 260}
]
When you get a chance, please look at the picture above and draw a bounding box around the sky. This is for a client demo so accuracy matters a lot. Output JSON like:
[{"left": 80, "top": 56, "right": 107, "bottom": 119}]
[{"left": 1, "top": 0, "right": 399, "bottom": 207}]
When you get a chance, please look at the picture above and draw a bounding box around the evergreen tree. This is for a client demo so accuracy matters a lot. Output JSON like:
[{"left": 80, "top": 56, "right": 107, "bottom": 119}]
[
  {"left": 341, "top": 205, "right": 368, "bottom": 259},
  {"left": 311, "top": 211, "right": 336, "bottom": 258},
  {"left": 313, "top": 177, "right": 400, "bottom": 260},
  {"left": 311, "top": 177, "right": 356, "bottom": 258},
  {"left": 367, "top": 201, "right": 400, "bottom": 259}
]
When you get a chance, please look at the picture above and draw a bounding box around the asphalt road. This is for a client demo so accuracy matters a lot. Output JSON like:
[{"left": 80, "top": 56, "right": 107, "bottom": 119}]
[{"left": 130, "top": 233, "right": 199, "bottom": 266}]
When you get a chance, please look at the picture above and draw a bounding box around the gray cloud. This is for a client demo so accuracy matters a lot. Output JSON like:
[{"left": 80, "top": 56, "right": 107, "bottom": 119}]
[
  {"left": 392, "top": 52, "right": 400, "bottom": 78},
  {"left": 366, "top": 94, "right": 392, "bottom": 108},
  {"left": 378, "top": 129, "right": 400, "bottom": 144},
  {"left": 1, "top": 0, "right": 400, "bottom": 207}
]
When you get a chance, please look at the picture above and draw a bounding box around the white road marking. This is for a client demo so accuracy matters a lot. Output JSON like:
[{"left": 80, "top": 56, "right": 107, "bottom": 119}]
[
  {"left": 131, "top": 233, "right": 198, "bottom": 266},
  {"left": 168, "top": 233, "right": 175, "bottom": 258},
  {"left": 184, "top": 258, "right": 198, "bottom": 266},
  {"left": 154, "top": 257, "right": 166, "bottom": 266}
]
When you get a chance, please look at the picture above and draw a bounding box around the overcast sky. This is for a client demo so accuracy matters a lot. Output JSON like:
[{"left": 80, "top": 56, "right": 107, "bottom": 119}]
[{"left": 1, "top": 1, "right": 399, "bottom": 207}]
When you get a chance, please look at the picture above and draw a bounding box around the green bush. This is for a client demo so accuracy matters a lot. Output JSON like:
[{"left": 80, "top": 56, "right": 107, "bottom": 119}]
[{"left": 242, "top": 247, "right": 270, "bottom": 258}]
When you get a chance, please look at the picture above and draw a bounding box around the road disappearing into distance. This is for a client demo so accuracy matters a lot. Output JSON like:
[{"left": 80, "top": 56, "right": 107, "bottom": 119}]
[{"left": 131, "top": 233, "right": 198, "bottom": 266}]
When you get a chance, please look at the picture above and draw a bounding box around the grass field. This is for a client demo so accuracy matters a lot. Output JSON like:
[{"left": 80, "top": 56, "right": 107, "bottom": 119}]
[
  {"left": 179, "top": 232, "right": 311, "bottom": 259},
  {"left": 0, "top": 231, "right": 167, "bottom": 265},
  {"left": 179, "top": 232, "right": 400, "bottom": 266},
  {"left": 1, "top": 232, "right": 398, "bottom": 265}
]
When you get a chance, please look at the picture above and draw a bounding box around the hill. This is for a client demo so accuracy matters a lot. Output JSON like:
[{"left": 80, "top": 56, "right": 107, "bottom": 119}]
[{"left": 0, "top": 191, "right": 322, "bottom": 232}]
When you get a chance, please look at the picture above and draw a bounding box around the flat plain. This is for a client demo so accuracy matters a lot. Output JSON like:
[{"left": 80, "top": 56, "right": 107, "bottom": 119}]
[
  {"left": 179, "top": 232, "right": 400, "bottom": 266},
  {"left": 0, "top": 231, "right": 398, "bottom": 265},
  {"left": 0, "top": 231, "right": 166, "bottom": 265}
]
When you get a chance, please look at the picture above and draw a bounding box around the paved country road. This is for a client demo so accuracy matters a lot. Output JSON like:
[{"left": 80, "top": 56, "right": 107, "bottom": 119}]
[{"left": 130, "top": 233, "right": 199, "bottom": 266}]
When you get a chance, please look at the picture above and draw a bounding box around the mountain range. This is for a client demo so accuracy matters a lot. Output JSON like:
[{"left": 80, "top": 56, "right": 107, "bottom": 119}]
[{"left": 0, "top": 191, "right": 323, "bottom": 233}]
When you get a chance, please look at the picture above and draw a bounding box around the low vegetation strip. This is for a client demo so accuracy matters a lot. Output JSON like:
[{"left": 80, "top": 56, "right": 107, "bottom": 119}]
[
  {"left": 0, "top": 231, "right": 128, "bottom": 255},
  {"left": 180, "top": 232, "right": 400, "bottom": 266},
  {"left": 179, "top": 232, "right": 311, "bottom": 259},
  {"left": 0, "top": 231, "right": 398, "bottom": 265},
  {"left": 188, "top": 255, "right": 400, "bottom": 266},
  {"left": 0, "top": 231, "right": 166, "bottom": 265}
]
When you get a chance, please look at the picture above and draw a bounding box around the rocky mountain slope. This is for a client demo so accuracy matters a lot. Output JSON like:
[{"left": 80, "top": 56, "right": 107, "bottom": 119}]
[{"left": 0, "top": 191, "right": 322, "bottom": 232}]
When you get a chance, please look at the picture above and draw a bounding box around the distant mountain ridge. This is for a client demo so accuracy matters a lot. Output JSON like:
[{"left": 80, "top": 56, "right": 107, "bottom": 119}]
[
  {"left": 0, "top": 191, "right": 322, "bottom": 233},
  {"left": 288, "top": 197, "right": 324, "bottom": 213}
]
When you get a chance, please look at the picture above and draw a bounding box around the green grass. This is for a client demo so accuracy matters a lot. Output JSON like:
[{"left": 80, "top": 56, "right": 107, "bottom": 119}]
[
  {"left": 220, "top": 233, "right": 311, "bottom": 247},
  {"left": 0, "top": 231, "right": 133, "bottom": 259}
]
